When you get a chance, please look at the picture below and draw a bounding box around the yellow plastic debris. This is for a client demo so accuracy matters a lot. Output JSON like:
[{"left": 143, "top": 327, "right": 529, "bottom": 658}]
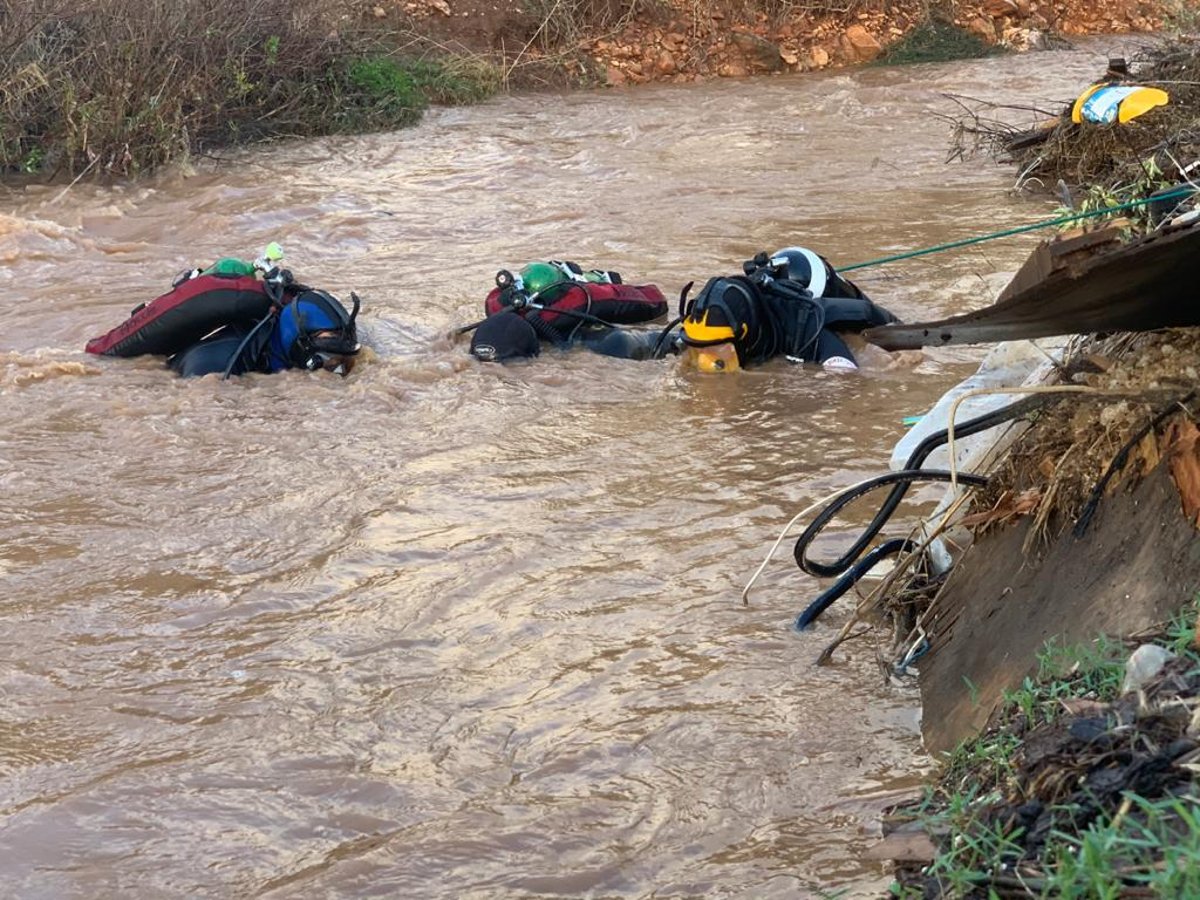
[{"left": 1071, "top": 84, "right": 1170, "bottom": 125}]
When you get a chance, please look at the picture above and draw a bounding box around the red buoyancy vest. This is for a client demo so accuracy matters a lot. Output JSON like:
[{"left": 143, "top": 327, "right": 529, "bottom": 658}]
[
  {"left": 85, "top": 274, "right": 276, "bottom": 357},
  {"left": 484, "top": 282, "right": 668, "bottom": 334}
]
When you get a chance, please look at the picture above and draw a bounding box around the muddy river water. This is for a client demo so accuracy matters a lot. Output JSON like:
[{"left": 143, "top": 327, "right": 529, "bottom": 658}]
[{"left": 0, "top": 40, "right": 1130, "bottom": 898}]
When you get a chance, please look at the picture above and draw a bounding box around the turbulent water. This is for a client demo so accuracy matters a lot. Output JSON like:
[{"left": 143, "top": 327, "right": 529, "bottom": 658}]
[{"left": 0, "top": 39, "right": 1134, "bottom": 898}]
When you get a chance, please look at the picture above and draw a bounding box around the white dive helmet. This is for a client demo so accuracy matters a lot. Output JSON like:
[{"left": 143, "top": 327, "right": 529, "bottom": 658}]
[{"left": 769, "top": 246, "right": 828, "bottom": 298}]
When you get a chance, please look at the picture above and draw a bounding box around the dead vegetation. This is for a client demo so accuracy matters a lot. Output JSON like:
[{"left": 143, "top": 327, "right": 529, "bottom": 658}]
[
  {"left": 1, "top": 0, "right": 1177, "bottom": 176},
  {"left": 811, "top": 331, "right": 1200, "bottom": 678},
  {"left": 0, "top": 0, "right": 501, "bottom": 177},
  {"left": 886, "top": 616, "right": 1200, "bottom": 897},
  {"left": 972, "top": 331, "right": 1200, "bottom": 542},
  {"left": 849, "top": 39, "right": 1200, "bottom": 672},
  {"left": 947, "top": 36, "right": 1200, "bottom": 197}
]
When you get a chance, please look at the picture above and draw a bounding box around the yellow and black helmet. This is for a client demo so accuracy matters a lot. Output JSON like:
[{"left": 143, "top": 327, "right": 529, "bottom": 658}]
[{"left": 680, "top": 277, "right": 761, "bottom": 372}]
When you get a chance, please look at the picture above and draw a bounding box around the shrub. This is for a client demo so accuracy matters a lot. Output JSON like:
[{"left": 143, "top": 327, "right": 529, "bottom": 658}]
[
  {"left": 342, "top": 57, "right": 428, "bottom": 130},
  {"left": 876, "top": 16, "right": 1000, "bottom": 66},
  {"left": 0, "top": 0, "right": 501, "bottom": 177},
  {"left": 401, "top": 57, "right": 502, "bottom": 106}
]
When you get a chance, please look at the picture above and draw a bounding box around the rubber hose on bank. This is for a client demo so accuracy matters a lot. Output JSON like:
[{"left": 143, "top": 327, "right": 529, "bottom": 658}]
[
  {"left": 795, "top": 538, "right": 914, "bottom": 629},
  {"left": 793, "top": 395, "right": 1049, "bottom": 578}
]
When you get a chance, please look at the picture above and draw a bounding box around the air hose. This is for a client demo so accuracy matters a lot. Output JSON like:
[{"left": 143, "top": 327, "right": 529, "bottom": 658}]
[
  {"left": 220, "top": 309, "right": 277, "bottom": 380},
  {"left": 792, "top": 394, "right": 1053, "bottom": 625},
  {"left": 649, "top": 281, "right": 694, "bottom": 360},
  {"left": 650, "top": 316, "right": 683, "bottom": 358},
  {"left": 796, "top": 537, "right": 914, "bottom": 630},
  {"left": 794, "top": 393, "right": 1049, "bottom": 578}
]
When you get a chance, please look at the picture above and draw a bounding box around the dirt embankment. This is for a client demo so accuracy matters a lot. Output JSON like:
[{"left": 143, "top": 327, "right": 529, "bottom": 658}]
[
  {"left": 862, "top": 37, "right": 1200, "bottom": 892},
  {"left": 382, "top": 0, "right": 1170, "bottom": 86}
]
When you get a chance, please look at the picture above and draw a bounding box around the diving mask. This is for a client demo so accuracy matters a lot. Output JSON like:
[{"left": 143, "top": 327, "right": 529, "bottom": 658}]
[
  {"left": 682, "top": 341, "right": 741, "bottom": 373},
  {"left": 680, "top": 306, "right": 744, "bottom": 373},
  {"left": 303, "top": 328, "right": 360, "bottom": 377},
  {"left": 306, "top": 351, "right": 356, "bottom": 376}
]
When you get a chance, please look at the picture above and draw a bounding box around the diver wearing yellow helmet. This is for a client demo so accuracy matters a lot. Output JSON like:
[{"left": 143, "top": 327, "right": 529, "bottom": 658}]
[{"left": 680, "top": 247, "right": 900, "bottom": 373}]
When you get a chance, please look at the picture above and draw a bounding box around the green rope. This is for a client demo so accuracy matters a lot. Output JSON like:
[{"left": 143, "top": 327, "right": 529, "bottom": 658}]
[{"left": 838, "top": 185, "right": 1196, "bottom": 273}]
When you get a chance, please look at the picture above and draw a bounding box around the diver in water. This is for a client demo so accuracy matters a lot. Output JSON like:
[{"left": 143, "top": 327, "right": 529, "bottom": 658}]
[
  {"left": 466, "top": 260, "right": 676, "bottom": 362},
  {"left": 465, "top": 248, "right": 899, "bottom": 370},
  {"left": 168, "top": 288, "right": 361, "bottom": 378},
  {"left": 86, "top": 246, "right": 361, "bottom": 378},
  {"left": 678, "top": 247, "right": 900, "bottom": 372}
]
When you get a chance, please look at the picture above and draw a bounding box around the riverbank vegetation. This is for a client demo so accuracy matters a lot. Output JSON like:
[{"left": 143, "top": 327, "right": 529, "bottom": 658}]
[
  {"left": 875, "top": 17, "right": 999, "bottom": 67},
  {"left": 950, "top": 36, "right": 1200, "bottom": 226},
  {"left": 0, "top": 0, "right": 500, "bottom": 178},
  {"left": 1, "top": 0, "right": 1180, "bottom": 179},
  {"left": 867, "top": 39, "right": 1200, "bottom": 891},
  {"left": 887, "top": 598, "right": 1200, "bottom": 897}
]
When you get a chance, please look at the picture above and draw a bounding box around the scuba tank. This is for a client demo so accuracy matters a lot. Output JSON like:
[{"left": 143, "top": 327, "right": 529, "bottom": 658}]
[
  {"left": 204, "top": 241, "right": 285, "bottom": 278},
  {"left": 204, "top": 258, "right": 257, "bottom": 278},
  {"left": 177, "top": 242, "right": 287, "bottom": 284},
  {"left": 517, "top": 260, "right": 621, "bottom": 302},
  {"left": 519, "top": 262, "right": 568, "bottom": 299}
]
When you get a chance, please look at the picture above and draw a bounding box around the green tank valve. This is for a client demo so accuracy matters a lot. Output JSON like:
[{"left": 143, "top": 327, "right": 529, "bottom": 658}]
[{"left": 255, "top": 242, "right": 284, "bottom": 274}]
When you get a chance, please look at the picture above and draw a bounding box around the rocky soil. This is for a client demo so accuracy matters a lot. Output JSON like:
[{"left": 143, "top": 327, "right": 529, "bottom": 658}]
[{"left": 370, "top": 0, "right": 1169, "bottom": 86}]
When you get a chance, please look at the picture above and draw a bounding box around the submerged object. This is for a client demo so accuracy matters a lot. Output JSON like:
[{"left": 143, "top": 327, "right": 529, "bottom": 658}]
[
  {"left": 469, "top": 310, "right": 541, "bottom": 362},
  {"left": 472, "top": 261, "right": 668, "bottom": 362},
  {"left": 87, "top": 243, "right": 292, "bottom": 358},
  {"left": 86, "top": 258, "right": 362, "bottom": 377},
  {"left": 864, "top": 218, "right": 1200, "bottom": 351},
  {"left": 1070, "top": 83, "right": 1169, "bottom": 124},
  {"left": 165, "top": 289, "right": 361, "bottom": 378},
  {"left": 484, "top": 276, "right": 663, "bottom": 328}
]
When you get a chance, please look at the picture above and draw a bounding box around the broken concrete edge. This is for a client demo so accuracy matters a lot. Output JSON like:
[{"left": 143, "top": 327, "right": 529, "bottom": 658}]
[{"left": 864, "top": 218, "right": 1200, "bottom": 352}]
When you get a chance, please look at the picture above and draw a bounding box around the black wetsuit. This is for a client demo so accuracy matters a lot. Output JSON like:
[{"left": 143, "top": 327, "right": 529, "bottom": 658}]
[
  {"left": 571, "top": 325, "right": 675, "bottom": 360},
  {"left": 684, "top": 273, "right": 900, "bottom": 367},
  {"left": 168, "top": 325, "right": 263, "bottom": 377}
]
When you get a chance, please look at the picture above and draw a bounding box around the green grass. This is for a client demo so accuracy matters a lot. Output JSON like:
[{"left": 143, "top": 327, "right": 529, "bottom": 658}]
[
  {"left": 925, "top": 797, "right": 1028, "bottom": 894},
  {"left": 400, "top": 57, "right": 502, "bottom": 106},
  {"left": 876, "top": 18, "right": 1001, "bottom": 66},
  {"left": 1042, "top": 794, "right": 1200, "bottom": 896},
  {"left": 901, "top": 595, "right": 1200, "bottom": 896},
  {"left": 326, "top": 55, "right": 501, "bottom": 132}
]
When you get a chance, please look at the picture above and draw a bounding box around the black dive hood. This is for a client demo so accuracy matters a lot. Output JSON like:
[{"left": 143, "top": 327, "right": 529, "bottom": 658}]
[{"left": 283, "top": 290, "right": 361, "bottom": 369}]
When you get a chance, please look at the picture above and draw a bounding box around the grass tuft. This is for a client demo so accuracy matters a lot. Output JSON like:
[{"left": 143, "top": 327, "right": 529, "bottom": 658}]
[{"left": 876, "top": 17, "right": 1000, "bottom": 66}]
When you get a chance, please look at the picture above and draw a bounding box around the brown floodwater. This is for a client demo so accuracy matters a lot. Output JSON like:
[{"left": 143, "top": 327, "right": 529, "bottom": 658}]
[{"left": 0, "top": 39, "right": 1131, "bottom": 898}]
